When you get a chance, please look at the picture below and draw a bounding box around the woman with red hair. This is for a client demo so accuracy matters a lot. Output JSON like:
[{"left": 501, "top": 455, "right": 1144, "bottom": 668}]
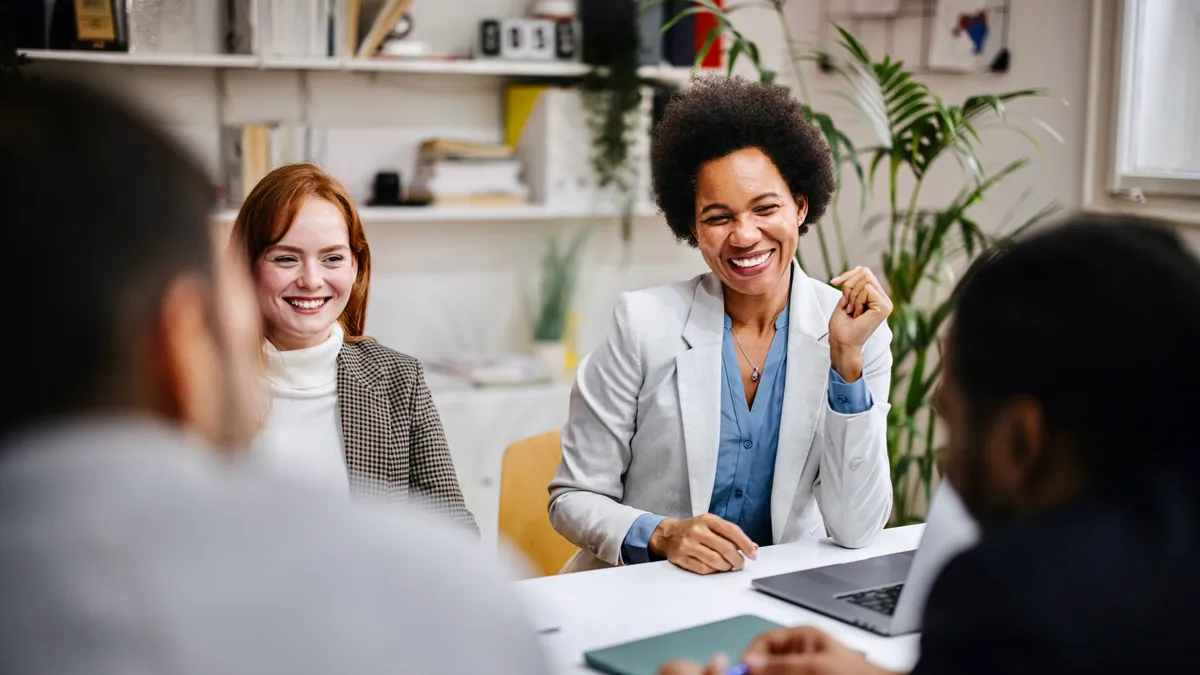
[{"left": 230, "top": 163, "right": 477, "bottom": 535}]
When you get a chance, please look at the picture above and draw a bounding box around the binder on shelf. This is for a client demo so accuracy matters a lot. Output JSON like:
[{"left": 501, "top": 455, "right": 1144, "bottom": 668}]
[
  {"left": 504, "top": 85, "right": 653, "bottom": 211},
  {"left": 224, "top": 0, "right": 258, "bottom": 54},
  {"left": 662, "top": 1, "right": 696, "bottom": 67}
]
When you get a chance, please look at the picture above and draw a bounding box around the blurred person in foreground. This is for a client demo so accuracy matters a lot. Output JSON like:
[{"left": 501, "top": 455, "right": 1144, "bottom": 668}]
[
  {"left": 0, "top": 76, "right": 546, "bottom": 675},
  {"left": 550, "top": 75, "right": 893, "bottom": 576},
  {"left": 661, "top": 215, "right": 1200, "bottom": 675},
  {"left": 230, "top": 163, "right": 477, "bottom": 534}
]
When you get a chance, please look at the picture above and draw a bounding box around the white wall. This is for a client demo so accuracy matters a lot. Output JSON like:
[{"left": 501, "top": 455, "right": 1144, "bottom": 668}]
[{"left": 28, "top": 0, "right": 1093, "bottom": 362}]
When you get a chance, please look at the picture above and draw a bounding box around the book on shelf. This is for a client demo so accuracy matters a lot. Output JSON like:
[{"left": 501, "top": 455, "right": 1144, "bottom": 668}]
[
  {"left": 413, "top": 159, "right": 524, "bottom": 195},
  {"left": 404, "top": 192, "right": 531, "bottom": 208},
  {"left": 220, "top": 123, "right": 323, "bottom": 206},
  {"left": 225, "top": 0, "right": 370, "bottom": 57},
  {"left": 418, "top": 138, "right": 516, "bottom": 162}
]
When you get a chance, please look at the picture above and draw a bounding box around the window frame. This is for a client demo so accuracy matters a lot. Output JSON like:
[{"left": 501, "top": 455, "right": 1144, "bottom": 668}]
[
  {"left": 1082, "top": 0, "right": 1200, "bottom": 224},
  {"left": 1111, "top": 0, "right": 1200, "bottom": 198}
]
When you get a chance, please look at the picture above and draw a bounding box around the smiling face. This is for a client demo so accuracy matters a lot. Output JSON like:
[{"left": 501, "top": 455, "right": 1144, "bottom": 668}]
[
  {"left": 692, "top": 147, "right": 807, "bottom": 299},
  {"left": 253, "top": 196, "right": 358, "bottom": 351}
]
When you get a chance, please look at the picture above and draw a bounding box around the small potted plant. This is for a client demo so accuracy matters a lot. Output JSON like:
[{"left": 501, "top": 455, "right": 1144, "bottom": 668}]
[{"left": 531, "top": 227, "right": 590, "bottom": 377}]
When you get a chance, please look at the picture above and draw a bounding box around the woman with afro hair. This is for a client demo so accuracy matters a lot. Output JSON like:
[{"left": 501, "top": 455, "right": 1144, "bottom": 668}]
[{"left": 549, "top": 75, "right": 895, "bottom": 575}]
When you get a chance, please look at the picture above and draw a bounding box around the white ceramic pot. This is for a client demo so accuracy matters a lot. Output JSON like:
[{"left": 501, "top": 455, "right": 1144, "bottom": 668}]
[{"left": 532, "top": 340, "right": 567, "bottom": 378}]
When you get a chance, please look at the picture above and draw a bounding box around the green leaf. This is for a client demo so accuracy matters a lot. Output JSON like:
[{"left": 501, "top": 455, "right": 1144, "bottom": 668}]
[
  {"left": 726, "top": 37, "right": 747, "bottom": 77},
  {"left": 868, "top": 151, "right": 888, "bottom": 190},
  {"left": 885, "top": 79, "right": 923, "bottom": 110},
  {"left": 876, "top": 59, "right": 905, "bottom": 92},
  {"left": 661, "top": 4, "right": 730, "bottom": 33},
  {"left": 958, "top": 217, "right": 981, "bottom": 257},
  {"left": 963, "top": 157, "right": 1030, "bottom": 205},
  {"left": 1008, "top": 200, "right": 1063, "bottom": 238},
  {"left": 962, "top": 88, "right": 1047, "bottom": 120},
  {"left": 745, "top": 40, "right": 762, "bottom": 66},
  {"left": 888, "top": 87, "right": 929, "bottom": 122},
  {"left": 832, "top": 55, "right": 890, "bottom": 146},
  {"left": 837, "top": 133, "right": 868, "bottom": 208},
  {"left": 694, "top": 29, "right": 722, "bottom": 70},
  {"left": 687, "top": 0, "right": 734, "bottom": 21},
  {"left": 834, "top": 24, "right": 872, "bottom": 67},
  {"left": 953, "top": 144, "right": 985, "bottom": 184},
  {"left": 905, "top": 351, "right": 934, "bottom": 416},
  {"left": 962, "top": 94, "right": 1007, "bottom": 121},
  {"left": 1026, "top": 116, "right": 1065, "bottom": 145}
]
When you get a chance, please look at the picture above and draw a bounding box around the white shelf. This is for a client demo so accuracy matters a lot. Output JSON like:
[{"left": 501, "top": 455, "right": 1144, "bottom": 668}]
[
  {"left": 212, "top": 204, "right": 660, "bottom": 224},
  {"left": 19, "top": 49, "right": 693, "bottom": 84},
  {"left": 19, "top": 49, "right": 260, "bottom": 68}
]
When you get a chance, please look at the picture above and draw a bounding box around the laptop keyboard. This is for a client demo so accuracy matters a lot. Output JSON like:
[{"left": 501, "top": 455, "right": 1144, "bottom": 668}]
[{"left": 838, "top": 583, "right": 904, "bottom": 616}]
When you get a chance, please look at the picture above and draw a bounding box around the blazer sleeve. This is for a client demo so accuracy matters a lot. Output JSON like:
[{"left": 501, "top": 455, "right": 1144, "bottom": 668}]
[
  {"left": 813, "top": 321, "right": 893, "bottom": 548},
  {"left": 548, "top": 293, "right": 654, "bottom": 566},
  {"left": 407, "top": 362, "right": 480, "bottom": 537}
]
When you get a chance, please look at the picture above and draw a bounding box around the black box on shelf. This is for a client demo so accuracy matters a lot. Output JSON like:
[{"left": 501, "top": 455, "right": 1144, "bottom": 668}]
[
  {"left": 6, "top": 0, "right": 49, "bottom": 49},
  {"left": 578, "top": 0, "right": 662, "bottom": 67}
]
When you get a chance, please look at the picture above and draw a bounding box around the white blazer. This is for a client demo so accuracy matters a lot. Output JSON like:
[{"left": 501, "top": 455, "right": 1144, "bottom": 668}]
[{"left": 549, "top": 261, "right": 893, "bottom": 573}]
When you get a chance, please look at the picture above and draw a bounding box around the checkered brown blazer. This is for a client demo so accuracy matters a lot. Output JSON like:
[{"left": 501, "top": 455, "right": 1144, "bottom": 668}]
[{"left": 336, "top": 338, "right": 478, "bottom": 536}]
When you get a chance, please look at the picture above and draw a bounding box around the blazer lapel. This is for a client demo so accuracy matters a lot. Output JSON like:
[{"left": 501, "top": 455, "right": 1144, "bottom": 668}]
[
  {"left": 336, "top": 341, "right": 392, "bottom": 495},
  {"left": 771, "top": 262, "right": 832, "bottom": 542},
  {"left": 677, "top": 274, "right": 725, "bottom": 517}
]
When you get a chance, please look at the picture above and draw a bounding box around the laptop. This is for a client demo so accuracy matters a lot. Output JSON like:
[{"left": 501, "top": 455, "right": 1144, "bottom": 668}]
[{"left": 750, "top": 483, "right": 979, "bottom": 637}]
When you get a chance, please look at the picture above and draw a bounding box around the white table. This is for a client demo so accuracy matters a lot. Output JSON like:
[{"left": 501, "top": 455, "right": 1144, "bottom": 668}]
[{"left": 515, "top": 525, "right": 925, "bottom": 675}]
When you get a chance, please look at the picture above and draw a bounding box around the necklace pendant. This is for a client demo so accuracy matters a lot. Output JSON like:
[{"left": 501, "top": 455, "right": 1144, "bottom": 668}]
[{"left": 751, "top": 367, "right": 760, "bottom": 382}]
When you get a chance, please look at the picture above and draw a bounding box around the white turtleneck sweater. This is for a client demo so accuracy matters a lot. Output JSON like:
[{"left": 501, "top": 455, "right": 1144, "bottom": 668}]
[{"left": 254, "top": 323, "right": 350, "bottom": 495}]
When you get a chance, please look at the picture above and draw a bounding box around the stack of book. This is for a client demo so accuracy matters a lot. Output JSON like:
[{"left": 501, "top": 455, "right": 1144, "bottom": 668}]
[{"left": 408, "top": 139, "right": 530, "bottom": 207}]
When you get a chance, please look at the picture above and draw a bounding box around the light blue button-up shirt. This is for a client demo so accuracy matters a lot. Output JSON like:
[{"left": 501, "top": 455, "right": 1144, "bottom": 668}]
[{"left": 621, "top": 300, "right": 873, "bottom": 564}]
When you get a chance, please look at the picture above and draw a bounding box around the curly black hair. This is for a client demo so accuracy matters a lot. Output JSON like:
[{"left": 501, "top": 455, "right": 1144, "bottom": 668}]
[{"left": 650, "top": 75, "right": 837, "bottom": 247}]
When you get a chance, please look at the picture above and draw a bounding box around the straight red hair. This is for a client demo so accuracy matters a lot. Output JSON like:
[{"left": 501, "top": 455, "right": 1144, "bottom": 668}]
[{"left": 230, "top": 163, "right": 372, "bottom": 340}]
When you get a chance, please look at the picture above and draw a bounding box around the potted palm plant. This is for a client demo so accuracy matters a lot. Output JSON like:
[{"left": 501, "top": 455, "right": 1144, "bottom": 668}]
[{"left": 824, "top": 27, "right": 1061, "bottom": 521}]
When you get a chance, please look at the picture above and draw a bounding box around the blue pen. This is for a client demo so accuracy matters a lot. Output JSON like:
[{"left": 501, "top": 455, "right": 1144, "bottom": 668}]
[{"left": 725, "top": 664, "right": 749, "bottom": 675}]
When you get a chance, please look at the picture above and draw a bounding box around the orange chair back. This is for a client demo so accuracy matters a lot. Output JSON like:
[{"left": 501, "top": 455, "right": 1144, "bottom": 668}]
[{"left": 498, "top": 429, "right": 578, "bottom": 578}]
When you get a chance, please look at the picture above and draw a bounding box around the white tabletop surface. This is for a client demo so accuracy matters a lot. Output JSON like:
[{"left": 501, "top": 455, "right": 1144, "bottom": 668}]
[{"left": 514, "top": 525, "right": 925, "bottom": 675}]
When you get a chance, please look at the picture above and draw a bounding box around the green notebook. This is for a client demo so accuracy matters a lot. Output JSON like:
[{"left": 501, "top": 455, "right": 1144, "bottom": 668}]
[{"left": 584, "top": 615, "right": 783, "bottom": 675}]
